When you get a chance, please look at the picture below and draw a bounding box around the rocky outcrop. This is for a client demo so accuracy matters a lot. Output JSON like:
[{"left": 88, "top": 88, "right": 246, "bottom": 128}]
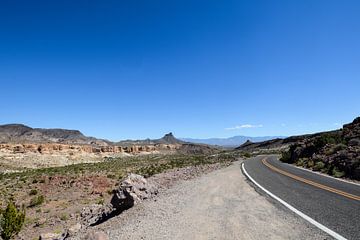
[
  {"left": 0, "top": 142, "right": 181, "bottom": 155},
  {"left": 280, "top": 117, "right": 360, "bottom": 180},
  {"left": 81, "top": 174, "right": 158, "bottom": 226}
]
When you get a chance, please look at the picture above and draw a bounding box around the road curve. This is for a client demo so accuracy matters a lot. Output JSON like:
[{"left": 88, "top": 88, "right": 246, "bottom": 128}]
[{"left": 243, "top": 155, "right": 360, "bottom": 240}]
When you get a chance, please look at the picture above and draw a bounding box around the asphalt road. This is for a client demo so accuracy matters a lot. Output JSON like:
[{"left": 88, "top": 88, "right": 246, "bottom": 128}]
[{"left": 243, "top": 155, "right": 360, "bottom": 240}]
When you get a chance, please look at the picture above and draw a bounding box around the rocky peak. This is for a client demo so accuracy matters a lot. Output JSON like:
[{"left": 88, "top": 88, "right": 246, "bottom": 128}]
[
  {"left": 158, "top": 132, "right": 183, "bottom": 144},
  {"left": 241, "top": 140, "right": 253, "bottom": 147}
]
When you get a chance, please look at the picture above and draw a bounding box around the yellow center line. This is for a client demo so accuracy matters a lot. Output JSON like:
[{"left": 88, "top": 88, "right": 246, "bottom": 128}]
[{"left": 262, "top": 158, "right": 360, "bottom": 201}]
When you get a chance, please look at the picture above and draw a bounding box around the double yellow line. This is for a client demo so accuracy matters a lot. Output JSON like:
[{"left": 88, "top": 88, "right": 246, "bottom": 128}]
[{"left": 262, "top": 158, "right": 360, "bottom": 201}]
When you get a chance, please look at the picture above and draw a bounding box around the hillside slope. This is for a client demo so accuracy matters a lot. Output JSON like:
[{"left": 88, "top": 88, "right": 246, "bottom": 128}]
[
  {"left": 182, "top": 135, "right": 285, "bottom": 147},
  {"left": 280, "top": 117, "right": 360, "bottom": 180},
  {"left": 0, "top": 124, "right": 109, "bottom": 145}
]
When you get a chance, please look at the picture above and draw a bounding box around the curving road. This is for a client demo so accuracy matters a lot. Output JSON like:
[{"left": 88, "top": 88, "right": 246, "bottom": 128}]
[{"left": 243, "top": 155, "right": 360, "bottom": 240}]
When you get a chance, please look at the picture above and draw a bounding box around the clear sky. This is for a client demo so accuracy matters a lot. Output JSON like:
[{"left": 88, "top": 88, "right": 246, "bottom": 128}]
[{"left": 0, "top": 0, "right": 359, "bottom": 141}]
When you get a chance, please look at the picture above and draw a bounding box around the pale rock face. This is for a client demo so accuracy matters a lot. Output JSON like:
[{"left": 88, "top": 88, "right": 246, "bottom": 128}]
[
  {"left": 81, "top": 174, "right": 158, "bottom": 227},
  {"left": 0, "top": 143, "right": 181, "bottom": 170}
]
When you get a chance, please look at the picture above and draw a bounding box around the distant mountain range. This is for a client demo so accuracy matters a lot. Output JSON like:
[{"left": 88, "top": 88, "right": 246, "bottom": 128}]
[
  {"left": 181, "top": 136, "right": 286, "bottom": 147},
  {"left": 0, "top": 124, "right": 185, "bottom": 147},
  {"left": 0, "top": 123, "right": 285, "bottom": 148}
]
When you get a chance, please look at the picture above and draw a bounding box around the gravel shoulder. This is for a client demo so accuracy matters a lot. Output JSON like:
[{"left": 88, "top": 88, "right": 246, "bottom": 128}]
[{"left": 87, "top": 161, "right": 330, "bottom": 240}]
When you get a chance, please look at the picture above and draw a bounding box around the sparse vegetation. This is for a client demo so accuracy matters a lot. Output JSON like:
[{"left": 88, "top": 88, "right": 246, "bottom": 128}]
[
  {"left": 29, "top": 189, "right": 38, "bottom": 196},
  {"left": 313, "top": 161, "right": 325, "bottom": 171},
  {"left": 59, "top": 213, "right": 68, "bottom": 221},
  {"left": 0, "top": 152, "right": 238, "bottom": 239},
  {"left": 28, "top": 195, "right": 45, "bottom": 208},
  {"left": 0, "top": 202, "right": 25, "bottom": 240}
]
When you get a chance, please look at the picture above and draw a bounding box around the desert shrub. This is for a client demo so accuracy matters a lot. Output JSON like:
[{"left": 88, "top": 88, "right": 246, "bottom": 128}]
[
  {"left": 60, "top": 213, "right": 68, "bottom": 221},
  {"left": 295, "top": 158, "right": 305, "bottom": 166},
  {"left": 29, "top": 189, "right": 38, "bottom": 196},
  {"left": 313, "top": 161, "right": 325, "bottom": 171},
  {"left": 243, "top": 152, "right": 251, "bottom": 158},
  {"left": 280, "top": 149, "right": 292, "bottom": 163},
  {"left": 314, "top": 133, "right": 344, "bottom": 149},
  {"left": 28, "top": 195, "right": 45, "bottom": 208},
  {"left": 332, "top": 167, "right": 345, "bottom": 178},
  {"left": 306, "top": 159, "right": 314, "bottom": 168},
  {"left": 332, "top": 144, "right": 347, "bottom": 152},
  {"left": 0, "top": 202, "right": 25, "bottom": 240}
]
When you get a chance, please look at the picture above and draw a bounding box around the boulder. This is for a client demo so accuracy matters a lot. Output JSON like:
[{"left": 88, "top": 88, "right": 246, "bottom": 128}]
[
  {"left": 81, "top": 174, "right": 158, "bottom": 226},
  {"left": 111, "top": 173, "right": 158, "bottom": 208}
]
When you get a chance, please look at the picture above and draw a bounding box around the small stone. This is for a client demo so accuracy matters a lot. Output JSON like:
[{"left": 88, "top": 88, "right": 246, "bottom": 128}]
[
  {"left": 84, "top": 231, "right": 109, "bottom": 240},
  {"left": 40, "top": 230, "right": 67, "bottom": 240},
  {"left": 68, "top": 223, "right": 82, "bottom": 236},
  {"left": 35, "top": 217, "right": 47, "bottom": 227}
]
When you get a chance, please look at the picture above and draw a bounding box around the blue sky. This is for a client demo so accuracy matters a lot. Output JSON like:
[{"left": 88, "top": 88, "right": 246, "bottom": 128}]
[{"left": 0, "top": 0, "right": 359, "bottom": 140}]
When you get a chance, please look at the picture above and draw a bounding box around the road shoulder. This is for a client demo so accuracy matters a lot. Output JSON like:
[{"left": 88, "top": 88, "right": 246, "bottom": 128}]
[{"left": 85, "top": 161, "right": 330, "bottom": 240}]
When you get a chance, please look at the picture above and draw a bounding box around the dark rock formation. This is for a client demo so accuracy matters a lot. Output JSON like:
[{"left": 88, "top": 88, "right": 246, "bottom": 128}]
[{"left": 280, "top": 117, "right": 360, "bottom": 180}]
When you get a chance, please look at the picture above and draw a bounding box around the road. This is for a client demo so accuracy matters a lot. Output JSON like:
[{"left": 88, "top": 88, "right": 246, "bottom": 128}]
[
  {"left": 90, "top": 161, "right": 328, "bottom": 240},
  {"left": 243, "top": 155, "right": 360, "bottom": 240}
]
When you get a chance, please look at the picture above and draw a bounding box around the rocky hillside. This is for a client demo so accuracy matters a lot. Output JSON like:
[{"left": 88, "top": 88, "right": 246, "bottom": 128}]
[
  {"left": 0, "top": 125, "right": 220, "bottom": 171},
  {"left": 182, "top": 135, "right": 285, "bottom": 147},
  {"left": 0, "top": 124, "right": 109, "bottom": 145},
  {"left": 280, "top": 117, "right": 360, "bottom": 180}
]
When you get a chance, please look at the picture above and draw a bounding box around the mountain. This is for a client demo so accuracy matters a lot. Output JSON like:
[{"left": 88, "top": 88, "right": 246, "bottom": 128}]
[
  {"left": 0, "top": 124, "right": 110, "bottom": 145},
  {"left": 116, "top": 132, "right": 186, "bottom": 146},
  {"left": 181, "top": 136, "right": 286, "bottom": 147}
]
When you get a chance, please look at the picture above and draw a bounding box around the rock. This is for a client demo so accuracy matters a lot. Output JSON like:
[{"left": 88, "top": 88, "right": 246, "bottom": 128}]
[
  {"left": 81, "top": 204, "right": 112, "bottom": 226},
  {"left": 349, "top": 138, "right": 360, "bottom": 146},
  {"left": 67, "top": 223, "right": 82, "bottom": 236},
  {"left": 39, "top": 230, "right": 67, "bottom": 240},
  {"left": 111, "top": 173, "right": 158, "bottom": 209},
  {"left": 35, "top": 217, "right": 47, "bottom": 227},
  {"left": 84, "top": 231, "right": 109, "bottom": 240},
  {"left": 81, "top": 174, "right": 158, "bottom": 226}
]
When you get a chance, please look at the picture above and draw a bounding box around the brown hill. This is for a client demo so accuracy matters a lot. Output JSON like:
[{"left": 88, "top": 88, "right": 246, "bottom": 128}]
[{"left": 0, "top": 124, "right": 109, "bottom": 145}]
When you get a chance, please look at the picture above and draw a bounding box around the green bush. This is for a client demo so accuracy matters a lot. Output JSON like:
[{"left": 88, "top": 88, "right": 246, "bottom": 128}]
[
  {"left": 280, "top": 149, "right": 292, "bottom": 163},
  {"left": 29, "top": 189, "right": 38, "bottom": 196},
  {"left": 0, "top": 202, "right": 25, "bottom": 240},
  {"left": 313, "top": 161, "right": 325, "bottom": 171},
  {"left": 28, "top": 195, "right": 45, "bottom": 208},
  {"left": 243, "top": 152, "right": 251, "bottom": 158},
  {"left": 332, "top": 167, "right": 345, "bottom": 178}
]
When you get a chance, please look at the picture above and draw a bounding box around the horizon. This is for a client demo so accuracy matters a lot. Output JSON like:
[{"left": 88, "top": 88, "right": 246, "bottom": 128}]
[
  {"left": 0, "top": 121, "right": 350, "bottom": 142},
  {"left": 1, "top": 1, "right": 359, "bottom": 140}
]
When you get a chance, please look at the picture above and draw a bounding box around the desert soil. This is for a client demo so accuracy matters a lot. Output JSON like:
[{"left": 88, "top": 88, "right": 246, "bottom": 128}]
[{"left": 84, "top": 161, "right": 330, "bottom": 240}]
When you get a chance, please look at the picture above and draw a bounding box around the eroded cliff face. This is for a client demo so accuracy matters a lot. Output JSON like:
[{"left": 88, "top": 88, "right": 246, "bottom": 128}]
[
  {"left": 0, "top": 143, "right": 181, "bottom": 154},
  {"left": 0, "top": 143, "right": 182, "bottom": 172}
]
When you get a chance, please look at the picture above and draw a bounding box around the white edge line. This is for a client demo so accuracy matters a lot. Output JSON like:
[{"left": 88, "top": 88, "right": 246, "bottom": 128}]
[{"left": 241, "top": 162, "right": 347, "bottom": 240}]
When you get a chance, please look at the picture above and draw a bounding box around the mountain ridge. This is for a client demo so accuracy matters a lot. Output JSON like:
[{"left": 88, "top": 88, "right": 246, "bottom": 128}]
[{"left": 181, "top": 135, "right": 286, "bottom": 147}]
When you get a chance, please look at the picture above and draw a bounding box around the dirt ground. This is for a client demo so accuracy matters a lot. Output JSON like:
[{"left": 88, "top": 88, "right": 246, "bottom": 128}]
[{"left": 88, "top": 161, "right": 331, "bottom": 240}]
